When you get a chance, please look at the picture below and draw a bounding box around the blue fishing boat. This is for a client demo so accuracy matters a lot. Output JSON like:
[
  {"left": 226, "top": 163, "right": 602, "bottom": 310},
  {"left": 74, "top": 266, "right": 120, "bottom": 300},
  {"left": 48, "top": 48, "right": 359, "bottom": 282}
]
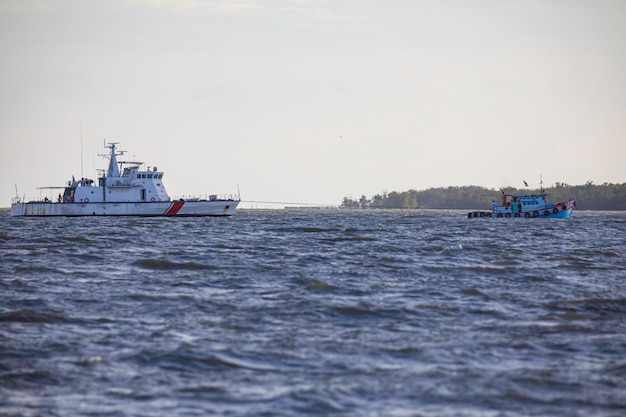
[{"left": 468, "top": 191, "right": 575, "bottom": 219}]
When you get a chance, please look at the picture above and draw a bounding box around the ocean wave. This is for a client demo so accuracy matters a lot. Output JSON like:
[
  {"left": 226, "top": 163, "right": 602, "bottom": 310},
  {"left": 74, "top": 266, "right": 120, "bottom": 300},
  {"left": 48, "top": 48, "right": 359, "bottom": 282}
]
[
  {"left": 0, "top": 308, "right": 66, "bottom": 323},
  {"left": 132, "top": 258, "right": 216, "bottom": 270}
]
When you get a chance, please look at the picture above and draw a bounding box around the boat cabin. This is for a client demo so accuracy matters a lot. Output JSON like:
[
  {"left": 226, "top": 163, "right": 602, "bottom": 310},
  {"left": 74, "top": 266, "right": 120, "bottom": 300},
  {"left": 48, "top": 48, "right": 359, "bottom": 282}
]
[{"left": 61, "top": 143, "right": 171, "bottom": 203}]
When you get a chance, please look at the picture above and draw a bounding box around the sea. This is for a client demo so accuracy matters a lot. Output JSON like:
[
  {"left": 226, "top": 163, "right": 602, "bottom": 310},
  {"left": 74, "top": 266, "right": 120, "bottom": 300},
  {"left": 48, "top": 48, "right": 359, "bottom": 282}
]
[{"left": 1, "top": 208, "right": 625, "bottom": 417}]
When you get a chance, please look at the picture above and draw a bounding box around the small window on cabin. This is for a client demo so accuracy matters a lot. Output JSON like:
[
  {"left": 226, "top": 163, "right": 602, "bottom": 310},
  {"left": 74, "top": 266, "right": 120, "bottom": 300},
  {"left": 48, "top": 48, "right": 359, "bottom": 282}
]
[
  {"left": 137, "top": 174, "right": 141, "bottom": 179},
  {"left": 141, "top": 174, "right": 146, "bottom": 179},
  {"left": 148, "top": 174, "right": 153, "bottom": 179}
]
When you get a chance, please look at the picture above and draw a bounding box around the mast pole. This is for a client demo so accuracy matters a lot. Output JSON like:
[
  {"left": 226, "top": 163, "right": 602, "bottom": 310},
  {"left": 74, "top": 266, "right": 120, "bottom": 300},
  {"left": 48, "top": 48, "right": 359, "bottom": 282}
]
[{"left": 80, "top": 122, "right": 84, "bottom": 179}]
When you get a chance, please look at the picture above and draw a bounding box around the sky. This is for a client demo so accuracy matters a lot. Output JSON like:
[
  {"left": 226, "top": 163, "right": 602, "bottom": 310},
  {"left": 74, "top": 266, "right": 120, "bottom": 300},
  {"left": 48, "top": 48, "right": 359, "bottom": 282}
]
[{"left": 1, "top": 0, "right": 625, "bottom": 208}]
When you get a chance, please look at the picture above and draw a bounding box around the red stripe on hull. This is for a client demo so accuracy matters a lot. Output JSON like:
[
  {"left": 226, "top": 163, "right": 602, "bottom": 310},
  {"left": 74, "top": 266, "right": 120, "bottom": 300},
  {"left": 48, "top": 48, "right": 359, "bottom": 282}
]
[{"left": 165, "top": 201, "right": 185, "bottom": 215}]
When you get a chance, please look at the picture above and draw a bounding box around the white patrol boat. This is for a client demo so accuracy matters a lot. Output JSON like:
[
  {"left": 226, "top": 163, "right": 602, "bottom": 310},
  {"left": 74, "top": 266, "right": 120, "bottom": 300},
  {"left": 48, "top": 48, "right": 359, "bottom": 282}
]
[
  {"left": 11, "top": 142, "right": 239, "bottom": 217},
  {"left": 468, "top": 191, "right": 575, "bottom": 219}
]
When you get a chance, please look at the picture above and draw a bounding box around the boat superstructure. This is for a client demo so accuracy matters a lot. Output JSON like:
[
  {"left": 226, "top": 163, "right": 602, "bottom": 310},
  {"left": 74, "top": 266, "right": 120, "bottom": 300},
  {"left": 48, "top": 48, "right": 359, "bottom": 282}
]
[{"left": 11, "top": 142, "right": 239, "bottom": 217}]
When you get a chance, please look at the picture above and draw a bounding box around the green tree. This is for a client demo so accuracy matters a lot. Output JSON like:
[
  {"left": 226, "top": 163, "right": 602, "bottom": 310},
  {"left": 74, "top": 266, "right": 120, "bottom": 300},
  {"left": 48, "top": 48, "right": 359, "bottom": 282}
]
[{"left": 342, "top": 183, "right": 626, "bottom": 210}]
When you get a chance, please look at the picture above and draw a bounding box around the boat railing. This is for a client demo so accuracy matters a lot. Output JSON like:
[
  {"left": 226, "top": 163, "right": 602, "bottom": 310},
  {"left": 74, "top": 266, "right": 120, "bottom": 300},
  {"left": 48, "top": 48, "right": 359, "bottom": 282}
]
[{"left": 172, "top": 194, "right": 241, "bottom": 202}]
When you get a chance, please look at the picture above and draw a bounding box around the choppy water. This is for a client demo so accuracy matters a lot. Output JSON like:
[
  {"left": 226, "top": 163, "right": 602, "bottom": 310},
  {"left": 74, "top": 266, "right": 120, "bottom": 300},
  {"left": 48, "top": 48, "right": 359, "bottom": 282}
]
[{"left": 1, "top": 208, "right": 625, "bottom": 417}]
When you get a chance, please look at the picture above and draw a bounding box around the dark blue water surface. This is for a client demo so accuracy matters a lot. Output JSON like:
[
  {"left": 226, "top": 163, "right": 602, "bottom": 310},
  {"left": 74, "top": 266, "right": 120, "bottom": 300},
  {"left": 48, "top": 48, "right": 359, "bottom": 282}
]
[{"left": 1, "top": 209, "right": 625, "bottom": 417}]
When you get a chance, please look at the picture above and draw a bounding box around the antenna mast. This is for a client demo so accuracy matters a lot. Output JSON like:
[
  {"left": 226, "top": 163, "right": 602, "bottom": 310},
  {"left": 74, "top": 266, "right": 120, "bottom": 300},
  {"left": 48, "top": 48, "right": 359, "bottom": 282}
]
[{"left": 80, "top": 122, "right": 84, "bottom": 179}]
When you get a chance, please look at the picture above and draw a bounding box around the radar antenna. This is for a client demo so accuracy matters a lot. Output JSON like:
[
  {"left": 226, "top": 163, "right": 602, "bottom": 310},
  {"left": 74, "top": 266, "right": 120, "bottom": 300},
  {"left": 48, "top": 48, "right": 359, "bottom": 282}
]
[{"left": 99, "top": 141, "right": 125, "bottom": 178}]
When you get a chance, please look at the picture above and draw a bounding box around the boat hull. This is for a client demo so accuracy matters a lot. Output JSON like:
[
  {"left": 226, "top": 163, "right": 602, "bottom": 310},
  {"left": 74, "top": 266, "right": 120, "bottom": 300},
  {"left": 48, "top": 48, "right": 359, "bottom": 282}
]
[
  {"left": 468, "top": 207, "right": 574, "bottom": 219},
  {"left": 10, "top": 200, "right": 239, "bottom": 217}
]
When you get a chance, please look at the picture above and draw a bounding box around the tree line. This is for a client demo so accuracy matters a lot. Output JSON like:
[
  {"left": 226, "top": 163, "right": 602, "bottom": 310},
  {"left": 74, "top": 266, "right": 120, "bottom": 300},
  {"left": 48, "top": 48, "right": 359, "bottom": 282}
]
[{"left": 341, "top": 182, "right": 626, "bottom": 210}]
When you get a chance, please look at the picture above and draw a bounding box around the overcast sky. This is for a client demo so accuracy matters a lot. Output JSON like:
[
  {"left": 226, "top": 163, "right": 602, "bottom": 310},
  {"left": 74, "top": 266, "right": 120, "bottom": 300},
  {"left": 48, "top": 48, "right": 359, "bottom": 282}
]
[{"left": 1, "top": 0, "right": 625, "bottom": 208}]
